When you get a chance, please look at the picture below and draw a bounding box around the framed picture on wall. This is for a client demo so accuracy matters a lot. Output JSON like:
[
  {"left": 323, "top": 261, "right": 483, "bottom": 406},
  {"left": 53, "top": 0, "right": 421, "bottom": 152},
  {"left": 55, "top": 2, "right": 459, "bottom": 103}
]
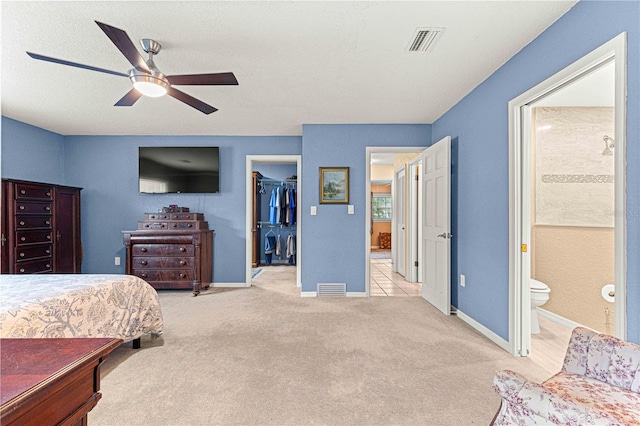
[{"left": 319, "top": 167, "right": 349, "bottom": 204}]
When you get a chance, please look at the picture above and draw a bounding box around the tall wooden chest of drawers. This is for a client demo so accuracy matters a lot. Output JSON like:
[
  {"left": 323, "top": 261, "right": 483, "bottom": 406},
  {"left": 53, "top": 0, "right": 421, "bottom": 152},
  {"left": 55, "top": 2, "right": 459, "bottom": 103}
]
[
  {"left": 1, "top": 179, "right": 82, "bottom": 274},
  {"left": 122, "top": 212, "right": 213, "bottom": 296}
]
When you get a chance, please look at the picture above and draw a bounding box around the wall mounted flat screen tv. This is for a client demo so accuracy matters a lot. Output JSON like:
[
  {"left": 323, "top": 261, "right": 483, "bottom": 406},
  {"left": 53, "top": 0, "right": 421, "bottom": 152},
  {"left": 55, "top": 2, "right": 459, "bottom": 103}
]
[{"left": 139, "top": 147, "right": 220, "bottom": 194}]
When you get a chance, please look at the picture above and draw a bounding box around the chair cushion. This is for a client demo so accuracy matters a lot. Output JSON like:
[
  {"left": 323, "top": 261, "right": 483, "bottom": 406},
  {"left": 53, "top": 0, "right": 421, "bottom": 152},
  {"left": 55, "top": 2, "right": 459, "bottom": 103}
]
[{"left": 543, "top": 372, "right": 640, "bottom": 425}]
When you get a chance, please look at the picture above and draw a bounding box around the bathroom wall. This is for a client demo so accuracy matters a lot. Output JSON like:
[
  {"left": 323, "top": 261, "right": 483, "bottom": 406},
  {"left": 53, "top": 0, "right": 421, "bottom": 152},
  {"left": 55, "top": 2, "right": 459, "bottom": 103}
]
[{"left": 532, "top": 106, "right": 615, "bottom": 333}]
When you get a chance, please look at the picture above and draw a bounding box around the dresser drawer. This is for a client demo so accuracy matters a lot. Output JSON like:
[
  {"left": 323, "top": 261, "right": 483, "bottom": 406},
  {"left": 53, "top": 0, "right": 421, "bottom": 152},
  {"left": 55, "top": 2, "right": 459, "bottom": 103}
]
[
  {"left": 14, "top": 183, "right": 53, "bottom": 200},
  {"left": 132, "top": 244, "right": 195, "bottom": 257},
  {"left": 16, "top": 230, "right": 53, "bottom": 245},
  {"left": 15, "top": 216, "right": 53, "bottom": 229},
  {"left": 16, "top": 245, "right": 52, "bottom": 262},
  {"left": 137, "top": 222, "right": 169, "bottom": 230},
  {"left": 133, "top": 270, "right": 195, "bottom": 281},
  {"left": 170, "top": 213, "right": 203, "bottom": 220},
  {"left": 15, "top": 201, "right": 53, "bottom": 215},
  {"left": 15, "top": 258, "right": 53, "bottom": 274},
  {"left": 144, "top": 213, "right": 171, "bottom": 221},
  {"left": 132, "top": 257, "right": 194, "bottom": 269}
]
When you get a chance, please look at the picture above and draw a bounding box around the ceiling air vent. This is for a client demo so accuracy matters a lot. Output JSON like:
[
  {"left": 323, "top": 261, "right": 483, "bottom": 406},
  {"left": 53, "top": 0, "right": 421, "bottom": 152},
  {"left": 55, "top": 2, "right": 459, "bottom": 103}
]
[{"left": 406, "top": 27, "right": 445, "bottom": 53}]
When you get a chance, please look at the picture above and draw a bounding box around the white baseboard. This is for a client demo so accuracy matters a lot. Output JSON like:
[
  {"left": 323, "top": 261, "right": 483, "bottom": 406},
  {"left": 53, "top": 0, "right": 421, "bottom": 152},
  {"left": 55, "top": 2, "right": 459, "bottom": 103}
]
[
  {"left": 212, "top": 282, "right": 249, "bottom": 288},
  {"left": 347, "top": 292, "right": 367, "bottom": 297},
  {"left": 301, "top": 291, "right": 317, "bottom": 297},
  {"left": 456, "top": 309, "right": 511, "bottom": 353},
  {"left": 537, "top": 308, "right": 580, "bottom": 330}
]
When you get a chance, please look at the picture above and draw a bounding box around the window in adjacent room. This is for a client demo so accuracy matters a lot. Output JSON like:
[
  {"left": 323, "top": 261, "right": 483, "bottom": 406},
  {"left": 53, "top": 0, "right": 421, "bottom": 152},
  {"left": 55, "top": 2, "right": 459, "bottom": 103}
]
[{"left": 372, "top": 193, "right": 392, "bottom": 221}]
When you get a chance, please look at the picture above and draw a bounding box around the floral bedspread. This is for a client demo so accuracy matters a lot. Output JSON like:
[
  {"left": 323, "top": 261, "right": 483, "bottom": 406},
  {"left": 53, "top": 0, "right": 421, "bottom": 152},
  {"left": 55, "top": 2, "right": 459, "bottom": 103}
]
[{"left": 0, "top": 274, "right": 163, "bottom": 342}]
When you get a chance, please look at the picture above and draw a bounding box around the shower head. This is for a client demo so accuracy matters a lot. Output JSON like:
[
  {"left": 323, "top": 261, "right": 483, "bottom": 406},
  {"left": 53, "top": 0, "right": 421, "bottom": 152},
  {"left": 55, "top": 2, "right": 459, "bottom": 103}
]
[{"left": 602, "top": 135, "right": 615, "bottom": 156}]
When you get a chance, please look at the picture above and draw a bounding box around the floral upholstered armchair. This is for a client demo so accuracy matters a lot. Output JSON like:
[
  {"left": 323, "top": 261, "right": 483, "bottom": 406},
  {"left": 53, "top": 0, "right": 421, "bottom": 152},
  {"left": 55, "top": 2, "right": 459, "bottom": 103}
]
[{"left": 492, "top": 327, "right": 640, "bottom": 425}]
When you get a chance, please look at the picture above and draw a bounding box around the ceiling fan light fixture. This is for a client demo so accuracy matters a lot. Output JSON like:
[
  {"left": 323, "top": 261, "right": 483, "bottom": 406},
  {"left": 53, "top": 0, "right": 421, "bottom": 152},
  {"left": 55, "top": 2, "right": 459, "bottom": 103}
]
[{"left": 129, "top": 69, "right": 169, "bottom": 97}]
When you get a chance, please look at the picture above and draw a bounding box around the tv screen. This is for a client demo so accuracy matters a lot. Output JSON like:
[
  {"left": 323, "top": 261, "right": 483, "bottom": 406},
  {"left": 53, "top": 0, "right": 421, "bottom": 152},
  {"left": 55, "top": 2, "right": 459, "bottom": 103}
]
[{"left": 139, "top": 147, "right": 220, "bottom": 194}]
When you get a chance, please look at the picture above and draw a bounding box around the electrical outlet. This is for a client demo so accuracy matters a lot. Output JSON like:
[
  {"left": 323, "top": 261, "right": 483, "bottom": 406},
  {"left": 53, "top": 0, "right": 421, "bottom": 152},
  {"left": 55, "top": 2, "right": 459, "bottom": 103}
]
[
  {"left": 115, "top": 257, "right": 121, "bottom": 266},
  {"left": 460, "top": 274, "right": 466, "bottom": 287}
]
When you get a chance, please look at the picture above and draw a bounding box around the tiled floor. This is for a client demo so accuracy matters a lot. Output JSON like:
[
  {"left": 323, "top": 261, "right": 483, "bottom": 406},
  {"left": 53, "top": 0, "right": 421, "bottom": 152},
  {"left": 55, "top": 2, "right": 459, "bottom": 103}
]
[{"left": 370, "top": 257, "right": 422, "bottom": 297}]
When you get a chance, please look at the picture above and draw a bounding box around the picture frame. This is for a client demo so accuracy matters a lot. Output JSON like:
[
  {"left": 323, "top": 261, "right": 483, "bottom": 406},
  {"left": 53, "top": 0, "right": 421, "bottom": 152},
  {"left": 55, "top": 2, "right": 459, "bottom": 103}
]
[{"left": 319, "top": 167, "right": 349, "bottom": 204}]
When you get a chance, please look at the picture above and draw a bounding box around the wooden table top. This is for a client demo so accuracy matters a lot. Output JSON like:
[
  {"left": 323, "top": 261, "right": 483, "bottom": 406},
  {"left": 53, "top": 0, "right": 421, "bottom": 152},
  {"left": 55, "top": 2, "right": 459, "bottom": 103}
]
[{"left": 1, "top": 338, "right": 122, "bottom": 406}]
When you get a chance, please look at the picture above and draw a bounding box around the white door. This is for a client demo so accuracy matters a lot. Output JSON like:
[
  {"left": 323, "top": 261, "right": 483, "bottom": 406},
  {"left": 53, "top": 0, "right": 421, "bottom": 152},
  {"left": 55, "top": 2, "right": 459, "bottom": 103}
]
[
  {"left": 421, "top": 136, "right": 451, "bottom": 315},
  {"left": 395, "top": 166, "right": 407, "bottom": 277}
]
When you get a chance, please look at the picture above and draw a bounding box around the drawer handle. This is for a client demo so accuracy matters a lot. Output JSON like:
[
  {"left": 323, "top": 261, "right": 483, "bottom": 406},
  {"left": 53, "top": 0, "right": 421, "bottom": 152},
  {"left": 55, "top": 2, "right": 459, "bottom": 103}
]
[
  {"left": 19, "top": 252, "right": 25, "bottom": 257},
  {"left": 19, "top": 205, "right": 25, "bottom": 210},
  {"left": 19, "top": 268, "right": 25, "bottom": 273},
  {"left": 20, "top": 189, "right": 26, "bottom": 195},
  {"left": 20, "top": 237, "right": 26, "bottom": 242},
  {"left": 144, "top": 224, "right": 150, "bottom": 228},
  {"left": 141, "top": 273, "right": 148, "bottom": 278},
  {"left": 150, "top": 215, "right": 156, "bottom": 219},
  {"left": 45, "top": 206, "right": 51, "bottom": 211},
  {"left": 179, "top": 260, "right": 186, "bottom": 265},
  {"left": 140, "top": 248, "right": 147, "bottom": 252},
  {"left": 45, "top": 220, "right": 50, "bottom": 225},
  {"left": 45, "top": 264, "right": 51, "bottom": 268},
  {"left": 19, "top": 221, "right": 25, "bottom": 226},
  {"left": 187, "top": 224, "right": 193, "bottom": 228},
  {"left": 46, "top": 191, "right": 51, "bottom": 196},
  {"left": 179, "top": 273, "right": 186, "bottom": 278},
  {"left": 46, "top": 235, "right": 51, "bottom": 240},
  {"left": 179, "top": 247, "right": 186, "bottom": 252},
  {"left": 141, "top": 260, "right": 148, "bottom": 265},
  {"left": 46, "top": 249, "right": 51, "bottom": 254},
  {"left": 186, "top": 215, "right": 191, "bottom": 219},
  {"left": 172, "top": 224, "right": 177, "bottom": 228}
]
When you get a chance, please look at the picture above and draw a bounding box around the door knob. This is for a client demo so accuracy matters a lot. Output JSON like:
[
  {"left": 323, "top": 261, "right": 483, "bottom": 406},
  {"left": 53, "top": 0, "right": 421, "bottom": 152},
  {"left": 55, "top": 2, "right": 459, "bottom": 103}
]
[{"left": 437, "top": 233, "right": 453, "bottom": 239}]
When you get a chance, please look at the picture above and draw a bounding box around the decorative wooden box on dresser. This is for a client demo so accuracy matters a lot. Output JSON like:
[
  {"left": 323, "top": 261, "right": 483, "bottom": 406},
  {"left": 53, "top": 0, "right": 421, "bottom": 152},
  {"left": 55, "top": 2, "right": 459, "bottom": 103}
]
[
  {"left": 1, "top": 179, "right": 82, "bottom": 274},
  {"left": 122, "top": 212, "right": 213, "bottom": 296}
]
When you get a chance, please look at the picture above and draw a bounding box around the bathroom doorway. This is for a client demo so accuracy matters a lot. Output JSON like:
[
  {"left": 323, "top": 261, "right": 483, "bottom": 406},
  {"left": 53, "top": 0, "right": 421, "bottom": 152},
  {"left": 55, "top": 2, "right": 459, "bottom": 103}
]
[{"left": 508, "top": 33, "right": 627, "bottom": 358}]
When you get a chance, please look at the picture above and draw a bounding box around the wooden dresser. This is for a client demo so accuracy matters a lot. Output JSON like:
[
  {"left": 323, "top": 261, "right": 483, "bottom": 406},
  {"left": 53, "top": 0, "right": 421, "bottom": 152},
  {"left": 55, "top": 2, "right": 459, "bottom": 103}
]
[
  {"left": 122, "top": 212, "right": 213, "bottom": 296},
  {"left": 1, "top": 179, "right": 82, "bottom": 274},
  {"left": 0, "top": 338, "right": 122, "bottom": 426}
]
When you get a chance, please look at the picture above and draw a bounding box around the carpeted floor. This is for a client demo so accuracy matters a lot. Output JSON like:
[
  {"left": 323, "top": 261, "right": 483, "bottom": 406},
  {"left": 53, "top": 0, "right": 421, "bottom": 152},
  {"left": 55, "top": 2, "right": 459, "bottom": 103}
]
[{"left": 92, "top": 268, "right": 551, "bottom": 425}]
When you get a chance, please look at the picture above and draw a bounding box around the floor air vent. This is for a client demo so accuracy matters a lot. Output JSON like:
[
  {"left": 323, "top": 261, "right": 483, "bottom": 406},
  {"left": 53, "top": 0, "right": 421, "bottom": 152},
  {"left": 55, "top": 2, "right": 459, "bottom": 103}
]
[{"left": 317, "top": 283, "right": 346, "bottom": 297}]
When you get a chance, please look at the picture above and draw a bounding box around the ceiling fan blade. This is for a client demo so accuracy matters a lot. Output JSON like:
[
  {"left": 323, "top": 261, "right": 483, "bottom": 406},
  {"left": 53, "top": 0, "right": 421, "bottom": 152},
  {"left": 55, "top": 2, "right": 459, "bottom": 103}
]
[
  {"left": 95, "top": 21, "right": 150, "bottom": 73},
  {"left": 26, "top": 52, "right": 128, "bottom": 77},
  {"left": 166, "top": 72, "right": 238, "bottom": 86},
  {"left": 167, "top": 87, "right": 218, "bottom": 115},
  {"left": 114, "top": 89, "right": 143, "bottom": 106}
]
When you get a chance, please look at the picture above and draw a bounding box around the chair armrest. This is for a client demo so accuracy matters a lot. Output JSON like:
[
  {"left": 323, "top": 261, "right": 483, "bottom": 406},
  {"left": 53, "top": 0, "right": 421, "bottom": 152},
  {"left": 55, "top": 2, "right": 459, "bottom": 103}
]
[{"left": 493, "top": 370, "right": 620, "bottom": 425}]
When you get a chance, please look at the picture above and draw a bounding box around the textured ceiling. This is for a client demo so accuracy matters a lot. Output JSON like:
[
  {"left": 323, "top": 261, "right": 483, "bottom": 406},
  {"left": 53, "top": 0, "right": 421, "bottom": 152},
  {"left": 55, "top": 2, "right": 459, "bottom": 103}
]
[{"left": 1, "top": 1, "right": 577, "bottom": 136}]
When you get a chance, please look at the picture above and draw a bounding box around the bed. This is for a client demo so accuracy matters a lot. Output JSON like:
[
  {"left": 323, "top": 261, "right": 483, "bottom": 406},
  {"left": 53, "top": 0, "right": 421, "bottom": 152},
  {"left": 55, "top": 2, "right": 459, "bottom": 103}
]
[{"left": 0, "top": 274, "right": 163, "bottom": 348}]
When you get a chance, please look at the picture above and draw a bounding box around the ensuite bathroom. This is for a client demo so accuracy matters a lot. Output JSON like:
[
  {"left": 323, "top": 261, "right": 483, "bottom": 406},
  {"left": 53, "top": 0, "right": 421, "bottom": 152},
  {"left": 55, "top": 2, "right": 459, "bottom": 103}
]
[{"left": 529, "top": 103, "right": 616, "bottom": 341}]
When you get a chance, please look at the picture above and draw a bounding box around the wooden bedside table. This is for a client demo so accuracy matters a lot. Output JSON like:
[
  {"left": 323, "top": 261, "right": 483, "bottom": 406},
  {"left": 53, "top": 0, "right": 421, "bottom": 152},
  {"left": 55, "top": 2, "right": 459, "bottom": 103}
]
[{"left": 1, "top": 338, "right": 122, "bottom": 426}]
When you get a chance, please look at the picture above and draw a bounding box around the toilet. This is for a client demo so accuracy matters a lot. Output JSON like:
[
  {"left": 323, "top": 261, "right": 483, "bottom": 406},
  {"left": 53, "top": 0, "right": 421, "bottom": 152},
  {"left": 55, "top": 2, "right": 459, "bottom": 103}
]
[{"left": 530, "top": 278, "right": 551, "bottom": 334}]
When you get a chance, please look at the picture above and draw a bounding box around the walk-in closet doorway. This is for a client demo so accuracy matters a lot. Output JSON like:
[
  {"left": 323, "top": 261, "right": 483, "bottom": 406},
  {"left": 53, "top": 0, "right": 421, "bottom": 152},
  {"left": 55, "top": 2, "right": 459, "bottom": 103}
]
[{"left": 245, "top": 155, "right": 302, "bottom": 288}]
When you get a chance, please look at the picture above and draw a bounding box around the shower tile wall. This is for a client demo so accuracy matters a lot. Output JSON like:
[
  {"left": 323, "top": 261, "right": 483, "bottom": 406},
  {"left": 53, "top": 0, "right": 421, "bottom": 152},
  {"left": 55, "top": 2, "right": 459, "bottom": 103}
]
[{"left": 532, "top": 106, "right": 615, "bottom": 334}]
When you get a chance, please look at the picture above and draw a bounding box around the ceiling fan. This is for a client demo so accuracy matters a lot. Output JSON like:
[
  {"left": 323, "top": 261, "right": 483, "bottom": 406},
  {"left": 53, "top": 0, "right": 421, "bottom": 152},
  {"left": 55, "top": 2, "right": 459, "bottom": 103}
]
[{"left": 26, "top": 21, "right": 238, "bottom": 114}]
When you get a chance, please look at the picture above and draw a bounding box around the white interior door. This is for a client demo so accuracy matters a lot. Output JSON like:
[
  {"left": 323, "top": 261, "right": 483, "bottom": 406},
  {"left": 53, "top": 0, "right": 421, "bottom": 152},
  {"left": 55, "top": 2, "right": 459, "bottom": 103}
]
[
  {"left": 421, "top": 136, "right": 451, "bottom": 315},
  {"left": 395, "top": 166, "right": 407, "bottom": 277}
]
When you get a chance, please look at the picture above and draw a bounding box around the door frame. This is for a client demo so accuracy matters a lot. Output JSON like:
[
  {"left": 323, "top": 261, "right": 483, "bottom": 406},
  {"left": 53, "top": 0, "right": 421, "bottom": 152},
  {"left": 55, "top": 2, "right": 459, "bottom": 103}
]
[
  {"left": 365, "top": 146, "right": 427, "bottom": 296},
  {"left": 245, "top": 155, "right": 302, "bottom": 288},
  {"left": 407, "top": 156, "right": 423, "bottom": 283},
  {"left": 393, "top": 165, "right": 407, "bottom": 277},
  {"left": 508, "top": 33, "right": 627, "bottom": 356}
]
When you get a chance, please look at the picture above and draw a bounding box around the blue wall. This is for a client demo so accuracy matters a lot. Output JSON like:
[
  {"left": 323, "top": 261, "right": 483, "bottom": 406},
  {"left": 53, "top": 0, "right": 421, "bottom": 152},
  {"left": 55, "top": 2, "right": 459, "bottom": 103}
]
[
  {"left": 432, "top": 0, "right": 640, "bottom": 343},
  {"left": 1, "top": 117, "right": 65, "bottom": 184},
  {"left": 300, "top": 124, "right": 431, "bottom": 294},
  {"left": 61, "top": 135, "right": 301, "bottom": 282}
]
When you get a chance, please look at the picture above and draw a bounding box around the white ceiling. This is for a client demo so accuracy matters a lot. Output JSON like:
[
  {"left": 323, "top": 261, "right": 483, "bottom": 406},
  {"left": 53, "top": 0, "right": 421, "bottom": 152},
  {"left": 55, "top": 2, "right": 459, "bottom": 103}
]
[{"left": 1, "top": 1, "right": 577, "bottom": 136}]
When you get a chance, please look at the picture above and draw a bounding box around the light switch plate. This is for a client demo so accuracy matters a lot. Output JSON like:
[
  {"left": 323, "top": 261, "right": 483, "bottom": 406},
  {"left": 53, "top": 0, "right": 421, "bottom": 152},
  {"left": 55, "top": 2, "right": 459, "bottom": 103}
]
[
  {"left": 310, "top": 206, "right": 317, "bottom": 215},
  {"left": 348, "top": 205, "right": 354, "bottom": 214}
]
